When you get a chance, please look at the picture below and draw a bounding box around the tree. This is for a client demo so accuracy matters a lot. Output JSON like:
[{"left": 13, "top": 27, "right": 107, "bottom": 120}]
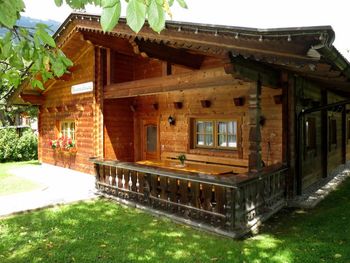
[{"left": 0, "top": 0, "right": 187, "bottom": 101}]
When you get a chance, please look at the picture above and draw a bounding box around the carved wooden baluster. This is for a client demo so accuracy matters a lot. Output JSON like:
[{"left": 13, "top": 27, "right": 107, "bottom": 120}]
[
  {"left": 99, "top": 165, "right": 104, "bottom": 186},
  {"left": 215, "top": 185, "right": 225, "bottom": 216},
  {"left": 167, "top": 178, "right": 178, "bottom": 212},
  {"left": 166, "top": 178, "right": 177, "bottom": 212},
  {"left": 138, "top": 173, "right": 145, "bottom": 194},
  {"left": 136, "top": 172, "right": 140, "bottom": 192},
  {"left": 143, "top": 173, "right": 151, "bottom": 205},
  {"left": 178, "top": 179, "right": 189, "bottom": 216},
  {"left": 115, "top": 168, "right": 119, "bottom": 189},
  {"left": 224, "top": 187, "right": 234, "bottom": 231},
  {"left": 150, "top": 174, "right": 158, "bottom": 207},
  {"left": 130, "top": 171, "right": 137, "bottom": 200},
  {"left": 179, "top": 180, "right": 188, "bottom": 204},
  {"left": 111, "top": 166, "right": 116, "bottom": 187},
  {"left": 94, "top": 163, "right": 100, "bottom": 183},
  {"left": 159, "top": 176, "right": 168, "bottom": 208},
  {"left": 189, "top": 181, "right": 200, "bottom": 219},
  {"left": 121, "top": 171, "right": 126, "bottom": 189},
  {"left": 103, "top": 165, "right": 108, "bottom": 184},
  {"left": 176, "top": 179, "right": 181, "bottom": 205},
  {"left": 234, "top": 186, "right": 245, "bottom": 230},
  {"left": 110, "top": 166, "right": 116, "bottom": 195},
  {"left": 189, "top": 182, "right": 199, "bottom": 207},
  {"left": 186, "top": 181, "right": 194, "bottom": 218},
  {"left": 202, "top": 184, "right": 212, "bottom": 222},
  {"left": 128, "top": 171, "right": 133, "bottom": 191},
  {"left": 210, "top": 185, "right": 217, "bottom": 211},
  {"left": 94, "top": 163, "right": 100, "bottom": 189},
  {"left": 198, "top": 183, "right": 205, "bottom": 210},
  {"left": 156, "top": 176, "right": 162, "bottom": 198}
]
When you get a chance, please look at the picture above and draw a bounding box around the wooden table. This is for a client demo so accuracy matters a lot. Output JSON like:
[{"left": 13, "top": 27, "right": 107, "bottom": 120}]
[{"left": 136, "top": 160, "right": 233, "bottom": 175}]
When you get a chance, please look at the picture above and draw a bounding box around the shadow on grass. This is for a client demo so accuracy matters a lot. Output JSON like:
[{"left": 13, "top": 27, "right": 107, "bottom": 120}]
[{"left": 0, "top": 178, "right": 349, "bottom": 263}]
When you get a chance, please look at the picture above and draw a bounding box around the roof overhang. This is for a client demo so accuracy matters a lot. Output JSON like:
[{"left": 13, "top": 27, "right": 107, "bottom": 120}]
[{"left": 7, "top": 12, "right": 350, "bottom": 104}]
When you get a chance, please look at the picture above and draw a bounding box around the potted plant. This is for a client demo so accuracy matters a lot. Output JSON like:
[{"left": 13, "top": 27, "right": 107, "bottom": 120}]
[{"left": 177, "top": 154, "right": 186, "bottom": 167}]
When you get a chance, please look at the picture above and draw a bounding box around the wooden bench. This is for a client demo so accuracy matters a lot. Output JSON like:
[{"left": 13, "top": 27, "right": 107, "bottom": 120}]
[{"left": 161, "top": 152, "right": 248, "bottom": 174}]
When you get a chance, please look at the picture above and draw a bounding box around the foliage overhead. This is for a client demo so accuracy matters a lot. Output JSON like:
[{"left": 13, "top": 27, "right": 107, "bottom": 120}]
[{"left": 0, "top": 0, "right": 186, "bottom": 102}]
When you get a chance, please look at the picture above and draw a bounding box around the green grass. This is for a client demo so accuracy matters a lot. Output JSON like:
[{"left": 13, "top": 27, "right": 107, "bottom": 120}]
[
  {"left": 0, "top": 161, "right": 41, "bottom": 196},
  {"left": 0, "top": 178, "right": 350, "bottom": 263}
]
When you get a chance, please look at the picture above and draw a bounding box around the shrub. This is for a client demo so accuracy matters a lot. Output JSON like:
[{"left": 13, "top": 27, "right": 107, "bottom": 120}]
[
  {"left": 0, "top": 129, "right": 19, "bottom": 162},
  {"left": 16, "top": 130, "right": 38, "bottom": 161},
  {"left": 0, "top": 128, "right": 38, "bottom": 162}
]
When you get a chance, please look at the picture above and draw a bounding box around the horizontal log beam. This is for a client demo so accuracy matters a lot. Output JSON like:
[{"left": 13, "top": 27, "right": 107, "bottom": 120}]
[
  {"left": 104, "top": 67, "right": 237, "bottom": 99},
  {"left": 136, "top": 39, "right": 205, "bottom": 69},
  {"left": 20, "top": 94, "right": 44, "bottom": 105}
]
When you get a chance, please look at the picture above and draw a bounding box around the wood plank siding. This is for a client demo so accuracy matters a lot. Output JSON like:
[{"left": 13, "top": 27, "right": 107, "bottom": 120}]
[{"left": 38, "top": 44, "right": 95, "bottom": 174}]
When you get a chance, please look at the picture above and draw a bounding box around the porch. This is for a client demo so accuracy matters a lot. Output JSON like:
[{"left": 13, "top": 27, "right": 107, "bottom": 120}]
[{"left": 91, "top": 158, "right": 287, "bottom": 238}]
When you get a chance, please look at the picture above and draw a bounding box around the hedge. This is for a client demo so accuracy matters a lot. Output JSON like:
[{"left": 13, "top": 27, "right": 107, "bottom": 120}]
[{"left": 0, "top": 128, "right": 38, "bottom": 162}]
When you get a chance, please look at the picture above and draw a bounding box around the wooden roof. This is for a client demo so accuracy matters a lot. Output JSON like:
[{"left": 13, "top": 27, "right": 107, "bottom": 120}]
[{"left": 9, "top": 12, "right": 350, "bottom": 104}]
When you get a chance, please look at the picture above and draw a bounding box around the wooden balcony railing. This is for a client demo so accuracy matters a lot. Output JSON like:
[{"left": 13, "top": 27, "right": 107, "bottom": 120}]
[{"left": 90, "top": 159, "right": 287, "bottom": 237}]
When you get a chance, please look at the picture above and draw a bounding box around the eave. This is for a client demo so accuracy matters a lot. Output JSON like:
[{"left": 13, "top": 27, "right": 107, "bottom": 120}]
[{"left": 7, "top": 12, "right": 350, "bottom": 105}]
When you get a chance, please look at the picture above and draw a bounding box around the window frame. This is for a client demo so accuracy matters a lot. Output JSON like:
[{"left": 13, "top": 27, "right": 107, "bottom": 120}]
[
  {"left": 60, "top": 120, "right": 76, "bottom": 141},
  {"left": 194, "top": 119, "right": 215, "bottom": 148},
  {"left": 329, "top": 117, "right": 337, "bottom": 150},
  {"left": 305, "top": 117, "right": 316, "bottom": 151},
  {"left": 193, "top": 118, "right": 238, "bottom": 150}
]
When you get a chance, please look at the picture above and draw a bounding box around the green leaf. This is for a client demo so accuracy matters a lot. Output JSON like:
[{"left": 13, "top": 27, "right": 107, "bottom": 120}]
[
  {"left": 126, "top": 0, "right": 147, "bottom": 33},
  {"left": 54, "top": 0, "right": 63, "bottom": 7},
  {"left": 51, "top": 60, "right": 65, "bottom": 77},
  {"left": 0, "top": 0, "right": 25, "bottom": 28},
  {"left": 101, "top": 0, "right": 119, "bottom": 8},
  {"left": 41, "top": 71, "right": 54, "bottom": 83},
  {"left": 36, "top": 28, "right": 56, "bottom": 48},
  {"left": 168, "top": 0, "right": 174, "bottom": 6},
  {"left": 31, "top": 79, "right": 44, "bottom": 90},
  {"left": 60, "top": 56, "right": 74, "bottom": 67},
  {"left": 147, "top": 0, "right": 165, "bottom": 32},
  {"left": 100, "top": 1, "right": 121, "bottom": 32},
  {"left": 176, "top": 0, "right": 187, "bottom": 8}
]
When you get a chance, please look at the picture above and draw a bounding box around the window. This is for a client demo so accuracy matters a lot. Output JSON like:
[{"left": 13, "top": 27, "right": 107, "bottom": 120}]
[
  {"left": 196, "top": 121, "right": 213, "bottom": 147},
  {"left": 146, "top": 125, "right": 157, "bottom": 152},
  {"left": 329, "top": 118, "right": 337, "bottom": 147},
  {"left": 305, "top": 117, "right": 316, "bottom": 150},
  {"left": 60, "top": 121, "right": 75, "bottom": 140},
  {"left": 194, "top": 119, "right": 237, "bottom": 149}
]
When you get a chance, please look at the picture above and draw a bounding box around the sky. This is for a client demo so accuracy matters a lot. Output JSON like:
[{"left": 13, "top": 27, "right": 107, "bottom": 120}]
[{"left": 23, "top": 0, "right": 350, "bottom": 60}]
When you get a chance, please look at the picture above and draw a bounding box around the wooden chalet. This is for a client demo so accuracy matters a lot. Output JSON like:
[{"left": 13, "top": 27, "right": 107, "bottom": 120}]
[{"left": 9, "top": 13, "right": 350, "bottom": 237}]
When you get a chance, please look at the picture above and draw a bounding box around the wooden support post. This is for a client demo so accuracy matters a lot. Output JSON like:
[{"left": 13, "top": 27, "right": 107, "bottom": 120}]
[
  {"left": 94, "top": 47, "right": 104, "bottom": 159},
  {"left": 281, "top": 73, "right": 288, "bottom": 164},
  {"left": 248, "top": 79, "right": 262, "bottom": 173},
  {"left": 286, "top": 75, "right": 296, "bottom": 197},
  {"left": 342, "top": 105, "right": 346, "bottom": 164},
  {"left": 321, "top": 89, "right": 328, "bottom": 178}
]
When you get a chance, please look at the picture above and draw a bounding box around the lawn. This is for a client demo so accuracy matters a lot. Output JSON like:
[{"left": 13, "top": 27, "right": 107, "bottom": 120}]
[
  {"left": 0, "top": 161, "right": 41, "bottom": 196},
  {"left": 0, "top": 178, "right": 349, "bottom": 263}
]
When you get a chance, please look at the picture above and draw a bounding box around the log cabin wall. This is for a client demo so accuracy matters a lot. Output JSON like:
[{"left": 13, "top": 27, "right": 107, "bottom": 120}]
[
  {"left": 298, "top": 79, "right": 323, "bottom": 189},
  {"left": 103, "top": 98, "right": 134, "bottom": 161},
  {"left": 38, "top": 44, "right": 95, "bottom": 174},
  {"left": 298, "top": 77, "right": 348, "bottom": 190},
  {"left": 327, "top": 92, "right": 345, "bottom": 174},
  {"left": 103, "top": 51, "right": 283, "bottom": 168},
  {"left": 131, "top": 84, "right": 283, "bottom": 165}
]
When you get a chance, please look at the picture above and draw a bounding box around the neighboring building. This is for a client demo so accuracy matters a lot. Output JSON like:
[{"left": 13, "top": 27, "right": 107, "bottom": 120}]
[{"left": 9, "top": 13, "right": 350, "bottom": 237}]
